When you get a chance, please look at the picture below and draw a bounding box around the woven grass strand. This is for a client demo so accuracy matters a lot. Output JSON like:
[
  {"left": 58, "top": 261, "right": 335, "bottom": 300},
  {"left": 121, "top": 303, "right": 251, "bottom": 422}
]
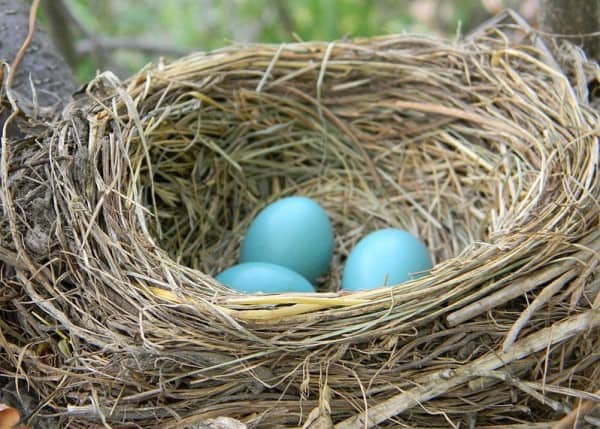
[{"left": 1, "top": 14, "right": 599, "bottom": 429}]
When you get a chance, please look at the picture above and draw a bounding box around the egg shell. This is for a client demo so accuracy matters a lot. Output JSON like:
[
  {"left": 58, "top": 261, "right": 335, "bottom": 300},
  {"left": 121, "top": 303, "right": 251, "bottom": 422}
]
[
  {"left": 215, "top": 262, "right": 315, "bottom": 294},
  {"left": 342, "top": 228, "right": 433, "bottom": 291},
  {"left": 240, "top": 196, "right": 334, "bottom": 283}
]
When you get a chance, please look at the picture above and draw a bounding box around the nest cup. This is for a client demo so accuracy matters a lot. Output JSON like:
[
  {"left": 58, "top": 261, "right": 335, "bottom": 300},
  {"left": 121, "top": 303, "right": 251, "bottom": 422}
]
[{"left": 1, "top": 13, "right": 599, "bottom": 428}]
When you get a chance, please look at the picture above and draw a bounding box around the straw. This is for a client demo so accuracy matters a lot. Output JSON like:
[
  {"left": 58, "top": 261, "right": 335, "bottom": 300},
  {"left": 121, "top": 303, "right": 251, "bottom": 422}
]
[{"left": 0, "top": 11, "right": 598, "bottom": 429}]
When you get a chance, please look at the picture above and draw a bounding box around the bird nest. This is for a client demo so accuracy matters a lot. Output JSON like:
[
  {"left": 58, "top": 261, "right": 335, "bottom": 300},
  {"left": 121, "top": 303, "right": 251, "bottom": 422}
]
[{"left": 1, "top": 12, "right": 599, "bottom": 429}]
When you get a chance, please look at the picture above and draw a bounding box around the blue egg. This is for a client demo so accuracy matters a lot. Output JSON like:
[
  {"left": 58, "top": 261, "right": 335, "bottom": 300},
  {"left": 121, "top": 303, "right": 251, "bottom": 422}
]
[
  {"left": 342, "top": 228, "right": 433, "bottom": 291},
  {"left": 215, "top": 262, "right": 315, "bottom": 293},
  {"left": 240, "top": 196, "right": 334, "bottom": 283}
]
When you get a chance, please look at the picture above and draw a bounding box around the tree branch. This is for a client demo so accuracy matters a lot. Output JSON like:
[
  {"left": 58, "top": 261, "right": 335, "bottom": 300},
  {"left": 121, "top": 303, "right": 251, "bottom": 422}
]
[
  {"left": 0, "top": 0, "right": 77, "bottom": 108},
  {"left": 538, "top": 0, "right": 600, "bottom": 60},
  {"left": 46, "top": 0, "right": 191, "bottom": 77},
  {"left": 76, "top": 37, "right": 193, "bottom": 57},
  {"left": 274, "top": 0, "right": 295, "bottom": 37},
  {"left": 551, "top": 391, "right": 600, "bottom": 429},
  {"left": 43, "top": 0, "right": 126, "bottom": 77},
  {"left": 41, "top": 0, "right": 78, "bottom": 69}
]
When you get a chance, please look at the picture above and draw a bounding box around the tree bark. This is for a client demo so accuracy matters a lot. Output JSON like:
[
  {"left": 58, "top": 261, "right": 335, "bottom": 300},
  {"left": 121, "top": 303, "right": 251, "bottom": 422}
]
[
  {"left": 538, "top": 0, "right": 600, "bottom": 60},
  {"left": 0, "top": 0, "right": 77, "bottom": 109}
]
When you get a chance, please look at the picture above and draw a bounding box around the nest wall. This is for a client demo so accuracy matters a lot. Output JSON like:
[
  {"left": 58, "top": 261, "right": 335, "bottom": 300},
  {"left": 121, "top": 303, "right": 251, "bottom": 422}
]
[{"left": 1, "top": 15, "right": 599, "bottom": 428}]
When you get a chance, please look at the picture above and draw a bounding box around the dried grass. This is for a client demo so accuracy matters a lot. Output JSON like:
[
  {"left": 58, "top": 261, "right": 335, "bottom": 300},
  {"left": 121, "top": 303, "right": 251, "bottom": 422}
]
[{"left": 1, "top": 11, "right": 599, "bottom": 429}]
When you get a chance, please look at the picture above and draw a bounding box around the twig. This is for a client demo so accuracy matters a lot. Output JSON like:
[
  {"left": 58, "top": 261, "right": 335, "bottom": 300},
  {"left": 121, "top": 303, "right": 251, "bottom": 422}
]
[
  {"left": 569, "top": 259, "right": 599, "bottom": 310},
  {"left": 57, "top": 0, "right": 191, "bottom": 60},
  {"left": 53, "top": 0, "right": 92, "bottom": 37},
  {"left": 1, "top": 0, "right": 40, "bottom": 266},
  {"left": 502, "top": 270, "right": 577, "bottom": 352},
  {"left": 51, "top": 0, "right": 124, "bottom": 76},
  {"left": 475, "top": 370, "right": 569, "bottom": 413},
  {"left": 274, "top": 0, "right": 295, "bottom": 36},
  {"left": 335, "top": 310, "right": 600, "bottom": 429},
  {"left": 76, "top": 37, "right": 193, "bottom": 57},
  {"left": 41, "top": 0, "right": 78, "bottom": 68},
  {"left": 551, "top": 391, "right": 600, "bottom": 429},
  {"left": 5, "top": 0, "right": 40, "bottom": 109},
  {"left": 447, "top": 259, "right": 577, "bottom": 327},
  {"left": 448, "top": 232, "right": 600, "bottom": 327}
]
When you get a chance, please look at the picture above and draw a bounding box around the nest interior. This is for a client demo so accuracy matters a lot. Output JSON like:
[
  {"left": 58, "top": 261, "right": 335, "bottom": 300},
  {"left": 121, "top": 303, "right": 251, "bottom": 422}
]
[{"left": 1, "top": 15, "right": 599, "bottom": 429}]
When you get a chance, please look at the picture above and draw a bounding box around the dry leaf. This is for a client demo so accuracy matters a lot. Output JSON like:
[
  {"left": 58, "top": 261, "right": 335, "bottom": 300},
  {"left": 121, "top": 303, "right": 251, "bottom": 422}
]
[{"left": 0, "top": 404, "right": 20, "bottom": 429}]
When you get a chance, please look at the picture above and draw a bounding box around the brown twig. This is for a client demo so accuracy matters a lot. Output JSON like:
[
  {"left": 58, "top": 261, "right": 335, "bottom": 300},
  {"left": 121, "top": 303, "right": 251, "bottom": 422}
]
[
  {"left": 5, "top": 0, "right": 40, "bottom": 108},
  {"left": 551, "top": 391, "right": 600, "bottom": 429},
  {"left": 336, "top": 310, "right": 600, "bottom": 429}
]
